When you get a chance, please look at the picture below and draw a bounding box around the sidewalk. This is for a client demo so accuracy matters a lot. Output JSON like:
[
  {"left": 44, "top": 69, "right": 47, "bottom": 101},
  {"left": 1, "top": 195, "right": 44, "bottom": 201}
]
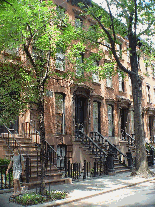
[{"left": 0, "top": 167, "right": 155, "bottom": 207}]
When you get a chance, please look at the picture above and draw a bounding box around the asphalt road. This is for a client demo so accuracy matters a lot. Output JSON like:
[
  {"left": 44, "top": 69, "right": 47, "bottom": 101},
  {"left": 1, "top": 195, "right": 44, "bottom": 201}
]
[{"left": 60, "top": 180, "right": 155, "bottom": 207}]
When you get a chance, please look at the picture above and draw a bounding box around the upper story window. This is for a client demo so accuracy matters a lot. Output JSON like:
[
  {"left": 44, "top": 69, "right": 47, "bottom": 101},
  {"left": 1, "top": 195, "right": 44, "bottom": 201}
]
[
  {"left": 76, "top": 53, "right": 84, "bottom": 76},
  {"left": 137, "top": 55, "right": 140, "bottom": 70},
  {"left": 153, "top": 87, "right": 155, "bottom": 104},
  {"left": 127, "top": 49, "right": 130, "bottom": 63},
  {"left": 128, "top": 76, "right": 132, "bottom": 95},
  {"left": 116, "top": 44, "right": 122, "bottom": 58},
  {"left": 146, "top": 84, "right": 151, "bottom": 103},
  {"left": 105, "top": 40, "right": 110, "bottom": 51},
  {"left": 56, "top": 6, "right": 66, "bottom": 27},
  {"left": 107, "top": 104, "right": 114, "bottom": 137},
  {"left": 92, "top": 61, "right": 99, "bottom": 83},
  {"left": 152, "top": 63, "right": 155, "bottom": 78},
  {"left": 75, "top": 17, "right": 83, "bottom": 28},
  {"left": 106, "top": 76, "right": 112, "bottom": 88},
  {"left": 55, "top": 93, "right": 65, "bottom": 135},
  {"left": 118, "top": 72, "right": 125, "bottom": 92},
  {"left": 55, "top": 48, "right": 65, "bottom": 71}
]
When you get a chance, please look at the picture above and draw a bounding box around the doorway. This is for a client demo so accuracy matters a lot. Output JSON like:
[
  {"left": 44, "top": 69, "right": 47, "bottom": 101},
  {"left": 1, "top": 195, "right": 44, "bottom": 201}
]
[
  {"left": 149, "top": 116, "right": 154, "bottom": 141},
  {"left": 75, "top": 96, "right": 87, "bottom": 136},
  {"left": 120, "top": 108, "right": 128, "bottom": 139}
]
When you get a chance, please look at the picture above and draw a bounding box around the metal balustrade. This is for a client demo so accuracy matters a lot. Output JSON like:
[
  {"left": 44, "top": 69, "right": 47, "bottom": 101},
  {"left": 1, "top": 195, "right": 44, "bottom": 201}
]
[
  {"left": 22, "top": 121, "right": 57, "bottom": 179},
  {"left": 1, "top": 125, "right": 31, "bottom": 184},
  {"left": 0, "top": 165, "right": 13, "bottom": 189}
]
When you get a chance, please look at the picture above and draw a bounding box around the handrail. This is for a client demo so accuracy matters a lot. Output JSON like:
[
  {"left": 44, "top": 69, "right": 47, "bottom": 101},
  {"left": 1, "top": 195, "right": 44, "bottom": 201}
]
[
  {"left": 146, "top": 141, "right": 155, "bottom": 150},
  {"left": 125, "top": 132, "right": 155, "bottom": 151},
  {"left": 79, "top": 131, "right": 107, "bottom": 157},
  {"left": 3, "top": 124, "right": 30, "bottom": 158},
  {"left": 2, "top": 124, "right": 31, "bottom": 183},
  {"left": 93, "top": 132, "right": 126, "bottom": 157},
  {"left": 28, "top": 121, "right": 57, "bottom": 154}
]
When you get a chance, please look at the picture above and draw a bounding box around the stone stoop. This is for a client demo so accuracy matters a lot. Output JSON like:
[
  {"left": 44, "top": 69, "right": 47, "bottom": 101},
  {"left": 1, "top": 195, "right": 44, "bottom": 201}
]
[{"left": 0, "top": 133, "right": 71, "bottom": 189}]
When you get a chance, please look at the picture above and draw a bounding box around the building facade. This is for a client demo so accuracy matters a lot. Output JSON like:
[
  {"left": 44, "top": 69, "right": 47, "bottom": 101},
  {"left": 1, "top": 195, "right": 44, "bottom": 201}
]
[{"left": 1, "top": 0, "right": 155, "bottom": 166}]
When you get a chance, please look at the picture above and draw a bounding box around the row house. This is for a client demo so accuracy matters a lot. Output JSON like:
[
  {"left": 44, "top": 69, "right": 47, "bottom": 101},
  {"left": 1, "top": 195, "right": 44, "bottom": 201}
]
[{"left": 0, "top": 0, "right": 155, "bottom": 183}]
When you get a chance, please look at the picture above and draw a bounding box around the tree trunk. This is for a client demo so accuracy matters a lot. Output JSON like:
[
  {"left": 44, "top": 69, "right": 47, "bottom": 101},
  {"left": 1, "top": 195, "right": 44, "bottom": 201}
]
[
  {"left": 131, "top": 74, "right": 148, "bottom": 173},
  {"left": 38, "top": 85, "right": 46, "bottom": 195}
]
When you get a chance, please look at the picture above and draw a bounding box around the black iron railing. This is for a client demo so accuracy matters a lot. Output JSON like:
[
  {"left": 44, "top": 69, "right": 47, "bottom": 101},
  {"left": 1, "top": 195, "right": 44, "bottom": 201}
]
[
  {"left": 76, "top": 131, "right": 107, "bottom": 160},
  {"left": 65, "top": 159, "right": 106, "bottom": 180},
  {"left": 0, "top": 165, "right": 13, "bottom": 189},
  {"left": 1, "top": 125, "right": 31, "bottom": 183},
  {"left": 124, "top": 132, "right": 154, "bottom": 167},
  {"left": 22, "top": 121, "right": 57, "bottom": 177},
  {"left": 90, "top": 131, "right": 126, "bottom": 159}
]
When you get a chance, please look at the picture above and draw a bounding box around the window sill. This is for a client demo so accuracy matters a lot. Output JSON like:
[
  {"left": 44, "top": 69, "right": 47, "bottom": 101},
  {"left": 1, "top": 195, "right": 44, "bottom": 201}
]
[
  {"left": 92, "top": 81, "right": 101, "bottom": 86},
  {"left": 106, "top": 86, "right": 114, "bottom": 90}
]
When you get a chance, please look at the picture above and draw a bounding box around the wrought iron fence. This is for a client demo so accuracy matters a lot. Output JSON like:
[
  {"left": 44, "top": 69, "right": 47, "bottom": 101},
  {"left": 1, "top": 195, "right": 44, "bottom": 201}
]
[{"left": 0, "top": 165, "right": 13, "bottom": 189}]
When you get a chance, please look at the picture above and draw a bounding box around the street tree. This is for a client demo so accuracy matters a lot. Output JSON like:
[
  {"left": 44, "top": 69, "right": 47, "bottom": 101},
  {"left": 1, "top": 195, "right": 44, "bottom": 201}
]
[
  {"left": 0, "top": 0, "right": 76, "bottom": 194},
  {"left": 76, "top": 0, "right": 155, "bottom": 175}
]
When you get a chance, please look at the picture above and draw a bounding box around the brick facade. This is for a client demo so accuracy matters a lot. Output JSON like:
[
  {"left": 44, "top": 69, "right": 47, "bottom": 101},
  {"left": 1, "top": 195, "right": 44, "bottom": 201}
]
[{"left": 12, "top": 0, "right": 155, "bottom": 162}]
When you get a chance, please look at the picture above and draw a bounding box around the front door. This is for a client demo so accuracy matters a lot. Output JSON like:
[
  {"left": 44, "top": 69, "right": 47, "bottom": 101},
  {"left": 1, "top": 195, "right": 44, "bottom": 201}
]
[
  {"left": 149, "top": 116, "right": 154, "bottom": 142},
  {"left": 120, "top": 108, "right": 128, "bottom": 139},
  {"left": 75, "top": 96, "right": 87, "bottom": 136}
]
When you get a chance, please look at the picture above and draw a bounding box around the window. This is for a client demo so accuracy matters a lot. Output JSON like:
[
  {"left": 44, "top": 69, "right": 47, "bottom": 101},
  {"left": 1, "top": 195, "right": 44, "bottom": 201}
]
[
  {"left": 118, "top": 72, "right": 124, "bottom": 92},
  {"left": 105, "top": 40, "right": 110, "bottom": 51},
  {"left": 55, "top": 93, "right": 65, "bottom": 135},
  {"left": 56, "top": 6, "right": 66, "bottom": 27},
  {"left": 127, "top": 49, "right": 130, "bottom": 63},
  {"left": 93, "top": 102, "right": 101, "bottom": 132},
  {"left": 130, "top": 110, "right": 134, "bottom": 134},
  {"left": 92, "top": 61, "right": 99, "bottom": 83},
  {"left": 116, "top": 44, "right": 122, "bottom": 58},
  {"left": 146, "top": 85, "right": 151, "bottom": 103},
  {"left": 152, "top": 64, "right": 155, "bottom": 78},
  {"left": 137, "top": 55, "right": 140, "bottom": 69},
  {"left": 76, "top": 53, "right": 84, "bottom": 76},
  {"left": 55, "top": 48, "right": 65, "bottom": 71},
  {"left": 128, "top": 76, "right": 132, "bottom": 95},
  {"left": 75, "top": 17, "right": 83, "bottom": 28},
  {"left": 106, "top": 76, "right": 112, "bottom": 88},
  {"left": 154, "top": 88, "right": 155, "bottom": 104},
  {"left": 107, "top": 105, "right": 114, "bottom": 137},
  {"left": 145, "top": 62, "right": 148, "bottom": 72}
]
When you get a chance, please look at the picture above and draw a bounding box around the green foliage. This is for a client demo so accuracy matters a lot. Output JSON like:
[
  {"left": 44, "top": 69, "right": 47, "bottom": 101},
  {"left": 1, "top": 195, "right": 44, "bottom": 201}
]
[
  {"left": 0, "top": 158, "right": 10, "bottom": 166},
  {"left": 12, "top": 190, "right": 67, "bottom": 206},
  {"left": 0, "top": 158, "right": 13, "bottom": 183}
]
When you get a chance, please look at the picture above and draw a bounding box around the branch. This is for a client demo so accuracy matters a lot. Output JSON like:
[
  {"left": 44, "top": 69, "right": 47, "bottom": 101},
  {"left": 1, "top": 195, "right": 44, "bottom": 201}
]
[
  {"left": 134, "top": 0, "right": 137, "bottom": 37},
  {"left": 137, "top": 20, "right": 155, "bottom": 38},
  {"left": 90, "top": 10, "right": 134, "bottom": 76},
  {"left": 26, "top": 23, "right": 34, "bottom": 47},
  {"left": 1, "top": 0, "right": 12, "bottom": 6},
  {"left": 23, "top": 44, "right": 36, "bottom": 69},
  {"left": 105, "top": 0, "right": 116, "bottom": 41},
  {"left": 40, "top": 51, "right": 51, "bottom": 86}
]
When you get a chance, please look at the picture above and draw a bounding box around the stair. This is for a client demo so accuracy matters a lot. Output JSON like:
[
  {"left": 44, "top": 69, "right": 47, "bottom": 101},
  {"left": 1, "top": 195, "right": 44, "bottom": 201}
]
[
  {"left": 0, "top": 133, "right": 71, "bottom": 189},
  {"left": 76, "top": 131, "right": 130, "bottom": 175},
  {"left": 114, "top": 158, "right": 130, "bottom": 174}
]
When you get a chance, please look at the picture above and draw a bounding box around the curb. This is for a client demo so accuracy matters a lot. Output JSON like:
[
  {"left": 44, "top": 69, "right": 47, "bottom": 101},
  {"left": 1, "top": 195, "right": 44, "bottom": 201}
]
[
  {"left": 0, "top": 188, "right": 13, "bottom": 194},
  {"left": 40, "top": 176, "right": 155, "bottom": 207}
]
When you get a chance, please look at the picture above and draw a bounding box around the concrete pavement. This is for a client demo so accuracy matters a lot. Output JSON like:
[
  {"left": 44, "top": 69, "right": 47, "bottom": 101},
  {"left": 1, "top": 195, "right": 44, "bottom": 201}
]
[{"left": 0, "top": 167, "right": 155, "bottom": 207}]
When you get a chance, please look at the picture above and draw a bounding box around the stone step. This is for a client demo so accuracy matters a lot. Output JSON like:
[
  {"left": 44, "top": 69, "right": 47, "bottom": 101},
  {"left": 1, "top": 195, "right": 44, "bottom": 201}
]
[
  {"left": 23, "top": 178, "right": 71, "bottom": 190},
  {"left": 115, "top": 168, "right": 130, "bottom": 174}
]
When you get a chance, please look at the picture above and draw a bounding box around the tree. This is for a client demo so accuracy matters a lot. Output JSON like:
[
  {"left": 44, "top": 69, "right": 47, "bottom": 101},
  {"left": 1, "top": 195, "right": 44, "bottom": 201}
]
[
  {"left": 76, "top": 0, "right": 155, "bottom": 175},
  {"left": 0, "top": 0, "right": 76, "bottom": 194}
]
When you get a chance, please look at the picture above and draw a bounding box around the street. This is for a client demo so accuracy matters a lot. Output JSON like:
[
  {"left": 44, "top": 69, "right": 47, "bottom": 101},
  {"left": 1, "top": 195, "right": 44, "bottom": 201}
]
[{"left": 60, "top": 180, "right": 155, "bottom": 207}]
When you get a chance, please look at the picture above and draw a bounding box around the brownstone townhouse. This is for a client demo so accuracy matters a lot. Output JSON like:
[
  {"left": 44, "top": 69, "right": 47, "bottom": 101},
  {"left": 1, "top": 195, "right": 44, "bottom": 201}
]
[{"left": 0, "top": 0, "right": 155, "bottom": 186}]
